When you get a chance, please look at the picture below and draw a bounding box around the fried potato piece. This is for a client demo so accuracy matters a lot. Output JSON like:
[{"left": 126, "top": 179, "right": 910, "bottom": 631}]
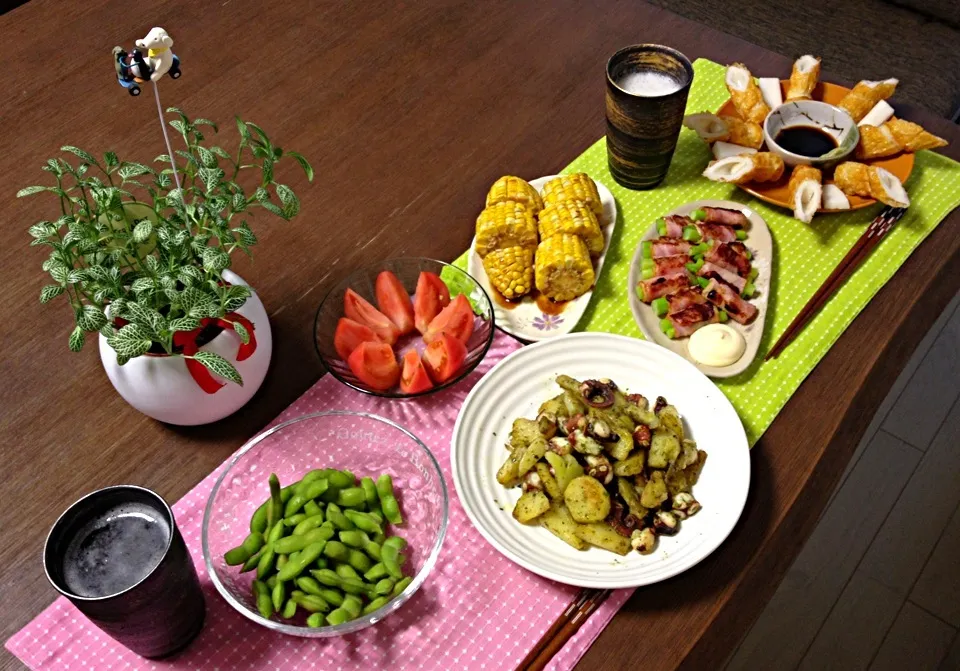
[
  {"left": 540, "top": 502, "right": 587, "bottom": 550},
  {"left": 648, "top": 430, "right": 681, "bottom": 469},
  {"left": 564, "top": 476, "right": 611, "bottom": 523},
  {"left": 640, "top": 471, "right": 669, "bottom": 508},
  {"left": 536, "top": 462, "right": 563, "bottom": 500},
  {"left": 513, "top": 490, "right": 550, "bottom": 523},
  {"left": 573, "top": 522, "right": 631, "bottom": 555}
]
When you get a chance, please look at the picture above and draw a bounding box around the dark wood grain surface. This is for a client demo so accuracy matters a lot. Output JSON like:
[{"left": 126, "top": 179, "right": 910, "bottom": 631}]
[{"left": 1, "top": 2, "right": 958, "bottom": 669}]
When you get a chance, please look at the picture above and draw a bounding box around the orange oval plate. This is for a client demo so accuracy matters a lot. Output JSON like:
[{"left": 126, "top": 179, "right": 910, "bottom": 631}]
[{"left": 716, "top": 80, "right": 914, "bottom": 212}]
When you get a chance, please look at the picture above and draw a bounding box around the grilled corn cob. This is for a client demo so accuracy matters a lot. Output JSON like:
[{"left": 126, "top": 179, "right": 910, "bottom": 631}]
[
  {"left": 486, "top": 176, "right": 543, "bottom": 214},
  {"left": 535, "top": 234, "right": 595, "bottom": 302},
  {"left": 541, "top": 173, "right": 603, "bottom": 218},
  {"left": 537, "top": 201, "right": 604, "bottom": 256},
  {"left": 475, "top": 201, "right": 538, "bottom": 258},
  {"left": 482, "top": 246, "right": 535, "bottom": 300}
]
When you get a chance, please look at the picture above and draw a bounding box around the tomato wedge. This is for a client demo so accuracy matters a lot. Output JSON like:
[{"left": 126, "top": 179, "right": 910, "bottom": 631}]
[
  {"left": 422, "top": 333, "right": 467, "bottom": 384},
  {"left": 375, "top": 271, "right": 415, "bottom": 335},
  {"left": 347, "top": 341, "right": 400, "bottom": 391},
  {"left": 423, "top": 293, "right": 474, "bottom": 345},
  {"left": 333, "top": 317, "right": 381, "bottom": 361},
  {"left": 344, "top": 288, "right": 400, "bottom": 345},
  {"left": 413, "top": 271, "right": 451, "bottom": 335},
  {"left": 399, "top": 350, "right": 434, "bottom": 394}
]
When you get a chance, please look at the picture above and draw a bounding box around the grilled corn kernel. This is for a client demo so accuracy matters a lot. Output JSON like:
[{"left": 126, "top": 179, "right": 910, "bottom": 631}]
[
  {"left": 475, "top": 201, "right": 538, "bottom": 258},
  {"left": 535, "top": 234, "right": 594, "bottom": 302},
  {"left": 482, "top": 246, "right": 534, "bottom": 299},
  {"left": 486, "top": 175, "right": 543, "bottom": 214},
  {"left": 538, "top": 201, "right": 604, "bottom": 256},
  {"left": 541, "top": 173, "right": 602, "bottom": 217}
]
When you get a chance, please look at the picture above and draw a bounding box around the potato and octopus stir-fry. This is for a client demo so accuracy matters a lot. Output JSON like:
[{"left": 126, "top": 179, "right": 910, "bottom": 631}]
[{"left": 497, "top": 374, "right": 706, "bottom": 556}]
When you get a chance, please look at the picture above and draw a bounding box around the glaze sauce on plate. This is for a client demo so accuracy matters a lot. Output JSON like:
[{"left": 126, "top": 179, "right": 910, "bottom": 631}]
[
  {"left": 775, "top": 125, "right": 838, "bottom": 157},
  {"left": 491, "top": 288, "right": 571, "bottom": 315}
]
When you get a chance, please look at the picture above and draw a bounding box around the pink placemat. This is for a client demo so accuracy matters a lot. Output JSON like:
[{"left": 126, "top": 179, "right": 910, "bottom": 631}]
[{"left": 7, "top": 331, "right": 632, "bottom": 671}]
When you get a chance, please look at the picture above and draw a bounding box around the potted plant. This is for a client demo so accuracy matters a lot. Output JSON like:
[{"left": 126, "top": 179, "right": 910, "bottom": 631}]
[{"left": 20, "top": 108, "right": 312, "bottom": 425}]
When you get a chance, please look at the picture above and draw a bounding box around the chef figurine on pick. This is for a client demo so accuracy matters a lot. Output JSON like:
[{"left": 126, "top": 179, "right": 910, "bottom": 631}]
[{"left": 112, "top": 27, "right": 182, "bottom": 96}]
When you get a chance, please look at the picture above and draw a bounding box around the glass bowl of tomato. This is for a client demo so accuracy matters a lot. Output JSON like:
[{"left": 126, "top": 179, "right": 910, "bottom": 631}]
[{"left": 314, "top": 258, "right": 495, "bottom": 398}]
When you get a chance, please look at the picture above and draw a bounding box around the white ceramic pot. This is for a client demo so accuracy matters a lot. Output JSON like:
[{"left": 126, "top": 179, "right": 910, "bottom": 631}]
[{"left": 99, "top": 270, "right": 273, "bottom": 425}]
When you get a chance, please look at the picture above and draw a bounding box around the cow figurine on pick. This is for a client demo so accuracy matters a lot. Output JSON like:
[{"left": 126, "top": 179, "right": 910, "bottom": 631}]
[{"left": 113, "top": 27, "right": 182, "bottom": 96}]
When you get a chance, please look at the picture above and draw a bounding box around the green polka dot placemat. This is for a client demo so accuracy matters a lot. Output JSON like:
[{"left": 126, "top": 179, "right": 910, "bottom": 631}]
[{"left": 455, "top": 58, "right": 960, "bottom": 447}]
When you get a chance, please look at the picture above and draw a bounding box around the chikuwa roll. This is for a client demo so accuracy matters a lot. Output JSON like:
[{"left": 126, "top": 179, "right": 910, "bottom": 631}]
[
  {"left": 856, "top": 119, "right": 948, "bottom": 160},
  {"left": 786, "top": 55, "right": 821, "bottom": 101},
  {"left": 683, "top": 112, "right": 730, "bottom": 142},
  {"left": 837, "top": 79, "right": 898, "bottom": 122},
  {"left": 821, "top": 184, "right": 851, "bottom": 210},
  {"left": 712, "top": 141, "right": 758, "bottom": 160},
  {"left": 725, "top": 63, "right": 770, "bottom": 124},
  {"left": 702, "top": 152, "right": 785, "bottom": 184},
  {"left": 834, "top": 161, "right": 910, "bottom": 208},
  {"left": 683, "top": 113, "right": 764, "bottom": 148},
  {"left": 788, "top": 165, "right": 822, "bottom": 223}
]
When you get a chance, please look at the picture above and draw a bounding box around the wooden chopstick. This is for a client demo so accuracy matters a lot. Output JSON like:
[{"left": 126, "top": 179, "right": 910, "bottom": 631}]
[
  {"left": 517, "top": 588, "right": 610, "bottom": 671},
  {"left": 765, "top": 206, "right": 906, "bottom": 361}
]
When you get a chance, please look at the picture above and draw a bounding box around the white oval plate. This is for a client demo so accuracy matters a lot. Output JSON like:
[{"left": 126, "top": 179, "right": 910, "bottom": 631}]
[
  {"left": 467, "top": 175, "right": 618, "bottom": 342},
  {"left": 451, "top": 332, "right": 750, "bottom": 589},
  {"left": 627, "top": 200, "right": 772, "bottom": 378}
]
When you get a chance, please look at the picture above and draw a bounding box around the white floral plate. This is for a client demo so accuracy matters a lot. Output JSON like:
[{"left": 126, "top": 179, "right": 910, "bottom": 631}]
[
  {"left": 467, "top": 175, "right": 618, "bottom": 342},
  {"left": 451, "top": 333, "right": 750, "bottom": 588}
]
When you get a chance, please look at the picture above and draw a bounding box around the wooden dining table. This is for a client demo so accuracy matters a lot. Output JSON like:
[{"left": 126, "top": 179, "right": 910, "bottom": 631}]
[{"left": 1, "top": 1, "right": 958, "bottom": 669}]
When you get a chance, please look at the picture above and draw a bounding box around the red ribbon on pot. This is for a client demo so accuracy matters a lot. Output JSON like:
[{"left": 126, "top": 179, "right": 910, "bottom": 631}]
[{"left": 172, "top": 313, "right": 258, "bottom": 394}]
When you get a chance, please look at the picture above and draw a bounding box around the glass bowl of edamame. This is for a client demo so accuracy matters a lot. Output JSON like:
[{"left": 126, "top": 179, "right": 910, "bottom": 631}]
[{"left": 202, "top": 411, "right": 449, "bottom": 636}]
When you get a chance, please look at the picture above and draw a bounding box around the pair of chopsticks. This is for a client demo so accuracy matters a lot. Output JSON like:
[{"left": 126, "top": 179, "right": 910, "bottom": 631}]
[
  {"left": 765, "top": 206, "right": 906, "bottom": 360},
  {"left": 516, "top": 588, "right": 610, "bottom": 671}
]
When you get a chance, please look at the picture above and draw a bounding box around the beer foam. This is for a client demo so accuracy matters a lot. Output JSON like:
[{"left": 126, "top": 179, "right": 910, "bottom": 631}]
[{"left": 616, "top": 70, "right": 683, "bottom": 97}]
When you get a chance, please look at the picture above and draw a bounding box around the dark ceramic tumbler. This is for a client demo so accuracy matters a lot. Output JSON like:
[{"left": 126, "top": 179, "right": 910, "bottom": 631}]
[
  {"left": 43, "top": 485, "right": 205, "bottom": 658},
  {"left": 605, "top": 44, "right": 694, "bottom": 189}
]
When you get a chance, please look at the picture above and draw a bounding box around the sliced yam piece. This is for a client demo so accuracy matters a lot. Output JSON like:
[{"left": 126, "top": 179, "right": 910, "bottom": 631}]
[
  {"left": 821, "top": 184, "right": 851, "bottom": 210},
  {"left": 858, "top": 100, "right": 894, "bottom": 127},
  {"left": 758, "top": 77, "right": 784, "bottom": 109}
]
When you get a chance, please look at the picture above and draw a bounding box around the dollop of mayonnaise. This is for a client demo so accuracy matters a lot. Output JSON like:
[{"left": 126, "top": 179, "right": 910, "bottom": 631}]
[{"left": 688, "top": 324, "right": 746, "bottom": 367}]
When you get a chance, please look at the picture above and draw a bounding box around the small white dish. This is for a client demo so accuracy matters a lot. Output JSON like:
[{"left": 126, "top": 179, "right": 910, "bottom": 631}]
[
  {"left": 627, "top": 200, "right": 771, "bottom": 379},
  {"left": 451, "top": 332, "right": 750, "bottom": 589},
  {"left": 763, "top": 100, "right": 859, "bottom": 168},
  {"left": 467, "top": 175, "right": 617, "bottom": 342}
]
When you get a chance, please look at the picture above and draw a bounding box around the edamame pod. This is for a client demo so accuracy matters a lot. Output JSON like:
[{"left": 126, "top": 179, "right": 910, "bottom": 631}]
[
  {"left": 390, "top": 576, "right": 413, "bottom": 598},
  {"left": 303, "top": 500, "right": 323, "bottom": 518},
  {"left": 383, "top": 535, "right": 407, "bottom": 552},
  {"left": 267, "top": 520, "right": 286, "bottom": 544},
  {"left": 380, "top": 543, "right": 403, "bottom": 580},
  {"left": 343, "top": 510, "right": 383, "bottom": 535},
  {"left": 295, "top": 469, "right": 328, "bottom": 496},
  {"left": 325, "top": 504, "right": 356, "bottom": 531},
  {"left": 360, "top": 477, "right": 379, "bottom": 510},
  {"left": 376, "top": 474, "right": 403, "bottom": 525},
  {"left": 276, "top": 540, "right": 327, "bottom": 581},
  {"left": 296, "top": 576, "right": 324, "bottom": 596},
  {"left": 240, "top": 549, "right": 262, "bottom": 573},
  {"left": 328, "top": 470, "right": 355, "bottom": 489},
  {"left": 282, "top": 598, "right": 298, "bottom": 619},
  {"left": 284, "top": 513, "right": 308, "bottom": 528},
  {"left": 363, "top": 596, "right": 389, "bottom": 615},
  {"left": 318, "top": 587, "right": 345, "bottom": 606},
  {"left": 338, "top": 529, "right": 370, "bottom": 548},
  {"left": 274, "top": 526, "right": 334, "bottom": 554},
  {"left": 293, "top": 514, "right": 326, "bottom": 536},
  {"left": 250, "top": 484, "right": 295, "bottom": 534},
  {"left": 364, "top": 563, "right": 389, "bottom": 582},
  {"left": 306, "top": 613, "right": 325, "bottom": 627},
  {"left": 266, "top": 473, "right": 283, "bottom": 531},
  {"left": 309, "top": 569, "right": 371, "bottom": 596},
  {"left": 374, "top": 578, "right": 395, "bottom": 595},
  {"left": 272, "top": 580, "right": 286, "bottom": 612},
  {"left": 292, "top": 592, "right": 331, "bottom": 613},
  {"left": 276, "top": 554, "right": 289, "bottom": 571},
  {"left": 391, "top": 576, "right": 413, "bottom": 598},
  {"left": 335, "top": 563, "right": 361, "bottom": 581},
  {"left": 326, "top": 608, "right": 350, "bottom": 626},
  {"left": 224, "top": 531, "right": 264, "bottom": 565},
  {"left": 322, "top": 540, "right": 349, "bottom": 561},
  {"left": 285, "top": 478, "right": 329, "bottom": 517},
  {"left": 314, "top": 557, "right": 329, "bottom": 570},
  {"left": 341, "top": 594, "right": 363, "bottom": 619},
  {"left": 256, "top": 545, "right": 276, "bottom": 580},
  {"left": 347, "top": 549, "right": 373, "bottom": 573},
  {"left": 266, "top": 575, "right": 277, "bottom": 589},
  {"left": 252, "top": 580, "right": 273, "bottom": 619},
  {"left": 363, "top": 541, "right": 382, "bottom": 562},
  {"left": 335, "top": 487, "right": 367, "bottom": 509}
]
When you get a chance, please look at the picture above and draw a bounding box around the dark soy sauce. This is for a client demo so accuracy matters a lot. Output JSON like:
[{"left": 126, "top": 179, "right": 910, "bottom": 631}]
[
  {"left": 775, "top": 126, "right": 838, "bottom": 158},
  {"left": 62, "top": 502, "right": 170, "bottom": 598}
]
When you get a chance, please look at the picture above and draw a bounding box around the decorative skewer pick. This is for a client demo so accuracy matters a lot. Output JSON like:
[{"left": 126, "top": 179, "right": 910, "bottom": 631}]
[{"left": 111, "top": 27, "right": 184, "bottom": 190}]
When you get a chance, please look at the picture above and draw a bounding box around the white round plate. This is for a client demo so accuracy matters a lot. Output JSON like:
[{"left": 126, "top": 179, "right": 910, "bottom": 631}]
[
  {"left": 451, "top": 332, "right": 750, "bottom": 589},
  {"left": 627, "top": 200, "right": 772, "bottom": 378},
  {"left": 467, "top": 175, "right": 618, "bottom": 342}
]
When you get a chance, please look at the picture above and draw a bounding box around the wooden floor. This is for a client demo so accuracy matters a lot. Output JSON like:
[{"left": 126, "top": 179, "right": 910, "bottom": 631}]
[{"left": 727, "top": 288, "right": 960, "bottom": 670}]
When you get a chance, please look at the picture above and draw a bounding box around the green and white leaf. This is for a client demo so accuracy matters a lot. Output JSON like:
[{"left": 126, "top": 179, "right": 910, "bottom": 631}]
[
  {"left": 60, "top": 146, "right": 96, "bottom": 164},
  {"left": 232, "top": 319, "right": 250, "bottom": 345},
  {"left": 275, "top": 184, "right": 300, "bottom": 218},
  {"left": 132, "top": 219, "right": 153, "bottom": 243},
  {"left": 191, "top": 351, "right": 243, "bottom": 385},
  {"left": 286, "top": 151, "right": 314, "bottom": 182},
  {"left": 76, "top": 304, "right": 108, "bottom": 332},
  {"left": 40, "top": 284, "right": 64, "bottom": 303},
  {"left": 68, "top": 326, "right": 85, "bottom": 352}
]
